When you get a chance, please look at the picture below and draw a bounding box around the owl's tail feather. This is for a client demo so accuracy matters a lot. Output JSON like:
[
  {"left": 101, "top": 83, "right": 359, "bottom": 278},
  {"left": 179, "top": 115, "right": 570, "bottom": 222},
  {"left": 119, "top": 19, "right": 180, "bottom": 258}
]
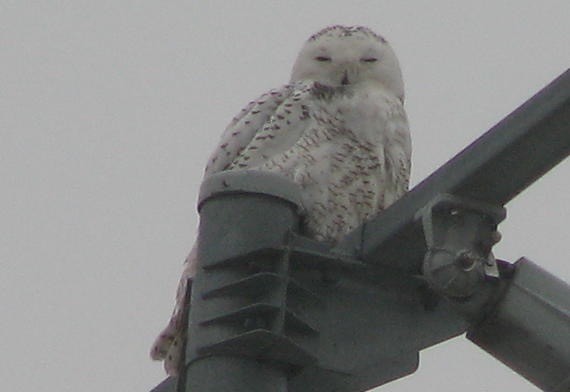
[{"left": 150, "top": 244, "right": 197, "bottom": 376}]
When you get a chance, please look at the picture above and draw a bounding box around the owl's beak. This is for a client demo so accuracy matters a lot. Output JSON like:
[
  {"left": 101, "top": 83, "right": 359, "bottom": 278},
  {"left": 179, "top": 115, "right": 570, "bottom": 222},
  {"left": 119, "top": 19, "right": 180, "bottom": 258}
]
[{"left": 341, "top": 70, "right": 350, "bottom": 85}]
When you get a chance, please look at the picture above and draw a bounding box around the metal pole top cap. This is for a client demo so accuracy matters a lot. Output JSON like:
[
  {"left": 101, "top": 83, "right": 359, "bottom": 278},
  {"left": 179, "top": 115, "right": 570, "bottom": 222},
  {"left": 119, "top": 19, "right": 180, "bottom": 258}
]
[{"left": 198, "top": 170, "right": 305, "bottom": 212}]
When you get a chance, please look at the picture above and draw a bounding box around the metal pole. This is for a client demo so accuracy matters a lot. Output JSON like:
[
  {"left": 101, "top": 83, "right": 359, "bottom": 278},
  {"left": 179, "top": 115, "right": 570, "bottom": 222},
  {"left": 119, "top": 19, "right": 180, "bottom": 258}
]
[{"left": 182, "top": 171, "right": 304, "bottom": 392}]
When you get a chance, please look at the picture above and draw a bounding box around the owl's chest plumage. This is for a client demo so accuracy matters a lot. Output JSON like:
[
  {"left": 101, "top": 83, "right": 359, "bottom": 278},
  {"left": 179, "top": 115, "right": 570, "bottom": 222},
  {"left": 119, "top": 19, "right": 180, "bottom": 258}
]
[{"left": 226, "top": 83, "right": 411, "bottom": 242}]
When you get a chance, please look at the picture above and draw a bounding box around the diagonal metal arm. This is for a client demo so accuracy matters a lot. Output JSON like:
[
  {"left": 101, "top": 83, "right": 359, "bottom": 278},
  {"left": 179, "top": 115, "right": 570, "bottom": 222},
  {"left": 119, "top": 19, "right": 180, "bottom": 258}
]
[{"left": 341, "top": 69, "right": 570, "bottom": 273}]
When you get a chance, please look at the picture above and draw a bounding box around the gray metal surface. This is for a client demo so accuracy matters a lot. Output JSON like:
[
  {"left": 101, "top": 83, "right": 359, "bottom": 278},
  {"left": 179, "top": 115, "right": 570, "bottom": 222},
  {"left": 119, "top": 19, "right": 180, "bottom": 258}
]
[
  {"left": 468, "top": 258, "right": 570, "bottom": 392},
  {"left": 183, "top": 170, "right": 304, "bottom": 392},
  {"left": 341, "top": 69, "right": 570, "bottom": 273},
  {"left": 198, "top": 170, "right": 306, "bottom": 212},
  {"left": 150, "top": 377, "right": 175, "bottom": 392}
]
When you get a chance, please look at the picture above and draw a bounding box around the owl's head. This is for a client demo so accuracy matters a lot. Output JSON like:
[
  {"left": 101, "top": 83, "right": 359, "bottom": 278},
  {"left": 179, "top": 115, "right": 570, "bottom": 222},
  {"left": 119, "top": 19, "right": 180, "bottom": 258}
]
[{"left": 290, "top": 25, "right": 404, "bottom": 102}]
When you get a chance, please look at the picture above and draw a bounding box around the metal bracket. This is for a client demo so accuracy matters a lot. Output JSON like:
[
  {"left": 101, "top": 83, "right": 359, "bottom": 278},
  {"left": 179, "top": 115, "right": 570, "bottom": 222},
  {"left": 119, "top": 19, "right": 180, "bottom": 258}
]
[
  {"left": 190, "top": 246, "right": 321, "bottom": 368},
  {"left": 417, "top": 194, "right": 506, "bottom": 298}
]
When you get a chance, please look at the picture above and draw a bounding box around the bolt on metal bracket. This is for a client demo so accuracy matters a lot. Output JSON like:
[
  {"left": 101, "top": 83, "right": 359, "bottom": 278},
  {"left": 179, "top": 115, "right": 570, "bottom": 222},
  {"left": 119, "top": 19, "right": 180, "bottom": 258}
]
[{"left": 416, "top": 194, "right": 506, "bottom": 298}]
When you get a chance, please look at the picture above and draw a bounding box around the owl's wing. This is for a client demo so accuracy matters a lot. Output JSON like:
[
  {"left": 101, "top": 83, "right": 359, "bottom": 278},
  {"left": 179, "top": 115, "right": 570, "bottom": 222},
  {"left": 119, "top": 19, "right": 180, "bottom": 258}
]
[
  {"left": 226, "top": 82, "right": 316, "bottom": 172},
  {"left": 204, "top": 83, "right": 301, "bottom": 176},
  {"left": 151, "top": 82, "right": 316, "bottom": 375},
  {"left": 382, "top": 100, "right": 412, "bottom": 206}
]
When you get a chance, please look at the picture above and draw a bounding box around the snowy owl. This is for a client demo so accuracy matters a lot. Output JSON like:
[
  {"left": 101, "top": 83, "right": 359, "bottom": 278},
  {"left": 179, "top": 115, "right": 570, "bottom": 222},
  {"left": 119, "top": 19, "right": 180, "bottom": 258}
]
[{"left": 151, "top": 25, "right": 411, "bottom": 376}]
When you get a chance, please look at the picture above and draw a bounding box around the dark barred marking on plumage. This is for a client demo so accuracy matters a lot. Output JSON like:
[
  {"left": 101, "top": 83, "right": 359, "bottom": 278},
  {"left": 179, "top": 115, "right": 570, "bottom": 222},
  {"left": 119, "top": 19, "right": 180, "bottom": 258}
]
[{"left": 308, "top": 25, "right": 387, "bottom": 43}]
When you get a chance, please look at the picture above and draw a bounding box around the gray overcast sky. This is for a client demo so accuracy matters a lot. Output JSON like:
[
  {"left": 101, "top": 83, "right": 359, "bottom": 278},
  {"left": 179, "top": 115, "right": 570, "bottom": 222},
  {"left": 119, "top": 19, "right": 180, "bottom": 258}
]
[{"left": 1, "top": 1, "right": 568, "bottom": 391}]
